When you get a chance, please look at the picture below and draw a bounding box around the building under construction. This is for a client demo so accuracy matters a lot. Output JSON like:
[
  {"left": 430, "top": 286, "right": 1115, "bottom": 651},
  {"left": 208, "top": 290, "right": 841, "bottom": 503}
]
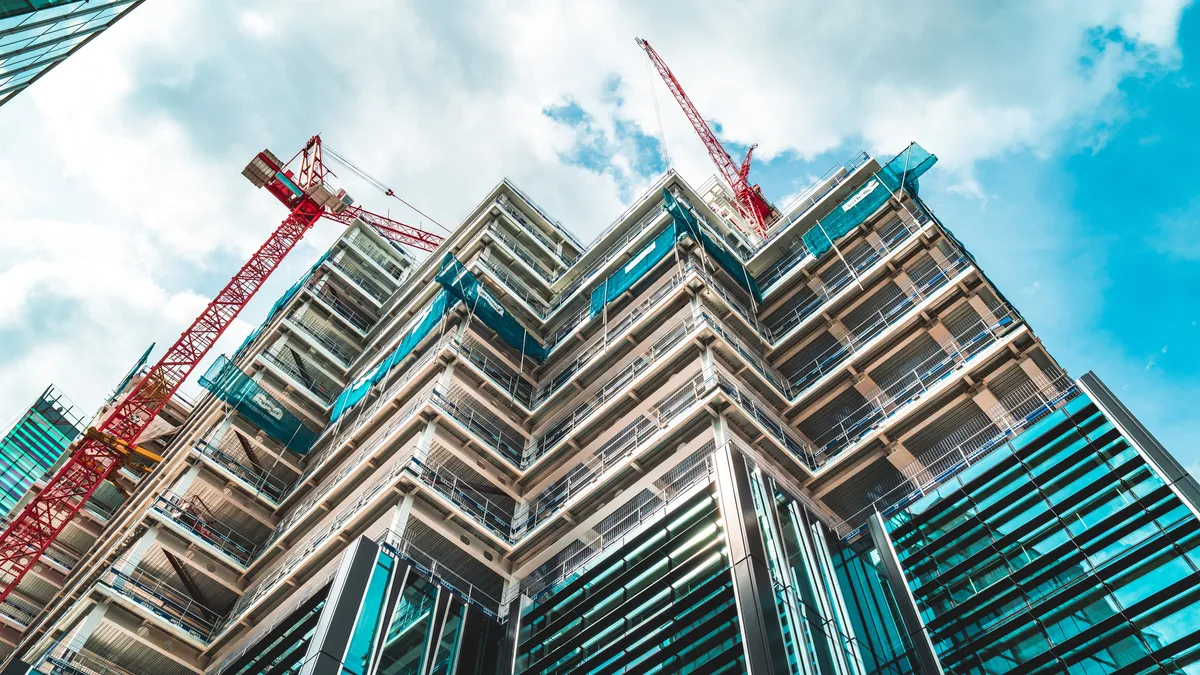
[
  {"left": 1, "top": 38, "right": 1198, "bottom": 675},
  {"left": 0, "top": 133, "right": 1196, "bottom": 675}
]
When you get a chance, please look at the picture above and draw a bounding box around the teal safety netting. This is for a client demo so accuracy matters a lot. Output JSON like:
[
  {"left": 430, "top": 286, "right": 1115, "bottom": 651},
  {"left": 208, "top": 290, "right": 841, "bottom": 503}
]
[
  {"left": 199, "top": 355, "right": 319, "bottom": 454},
  {"left": 802, "top": 142, "right": 936, "bottom": 259},
  {"left": 589, "top": 220, "right": 679, "bottom": 318},
  {"left": 664, "top": 190, "right": 762, "bottom": 303},
  {"left": 436, "top": 254, "right": 550, "bottom": 362},
  {"left": 329, "top": 289, "right": 456, "bottom": 423},
  {"left": 232, "top": 250, "right": 334, "bottom": 363}
]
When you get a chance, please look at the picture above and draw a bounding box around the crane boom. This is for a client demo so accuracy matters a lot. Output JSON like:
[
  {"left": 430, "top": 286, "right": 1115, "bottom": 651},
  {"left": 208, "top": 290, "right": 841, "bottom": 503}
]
[
  {"left": 0, "top": 134, "right": 444, "bottom": 604},
  {"left": 0, "top": 203, "right": 323, "bottom": 603},
  {"left": 636, "top": 37, "right": 773, "bottom": 237}
]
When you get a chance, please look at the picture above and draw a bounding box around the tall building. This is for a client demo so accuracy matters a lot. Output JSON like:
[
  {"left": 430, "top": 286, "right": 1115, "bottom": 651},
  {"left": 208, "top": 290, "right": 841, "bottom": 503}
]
[
  {"left": 0, "top": 385, "right": 85, "bottom": 518},
  {"left": 0, "top": 0, "right": 146, "bottom": 107},
  {"left": 4, "top": 143, "right": 1198, "bottom": 675}
]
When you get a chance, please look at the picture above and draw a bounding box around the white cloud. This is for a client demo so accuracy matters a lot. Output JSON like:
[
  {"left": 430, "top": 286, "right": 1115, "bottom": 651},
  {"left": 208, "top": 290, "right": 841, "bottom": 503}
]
[{"left": 0, "top": 0, "right": 1189, "bottom": 419}]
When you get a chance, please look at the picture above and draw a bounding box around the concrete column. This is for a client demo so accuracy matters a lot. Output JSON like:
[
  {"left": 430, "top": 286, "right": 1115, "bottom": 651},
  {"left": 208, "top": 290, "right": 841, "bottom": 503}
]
[
  {"left": 60, "top": 601, "right": 109, "bottom": 652},
  {"left": 700, "top": 344, "right": 717, "bottom": 383},
  {"left": 967, "top": 295, "right": 1000, "bottom": 326},
  {"left": 169, "top": 463, "right": 203, "bottom": 497},
  {"left": 114, "top": 526, "right": 160, "bottom": 576},
  {"left": 711, "top": 417, "right": 791, "bottom": 675},
  {"left": 972, "top": 385, "right": 1017, "bottom": 433},
  {"left": 865, "top": 230, "right": 885, "bottom": 253},
  {"left": 413, "top": 419, "right": 438, "bottom": 465},
  {"left": 389, "top": 493, "right": 416, "bottom": 542},
  {"left": 885, "top": 439, "right": 922, "bottom": 474},
  {"left": 852, "top": 372, "right": 880, "bottom": 400},
  {"left": 927, "top": 321, "right": 959, "bottom": 358}
]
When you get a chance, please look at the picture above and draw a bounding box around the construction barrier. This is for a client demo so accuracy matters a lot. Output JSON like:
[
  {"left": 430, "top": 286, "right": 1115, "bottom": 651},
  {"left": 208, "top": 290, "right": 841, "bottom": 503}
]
[
  {"left": 802, "top": 142, "right": 936, "bottom": 259},
  {"left": 589, "top": 221, "right": 679, "bottom": 319},
  {"left": 199, "top": 356, "right": 319, "bottom": 454},
  {"left": 233, "top": 250, "right": 333, "bottom": 363},
  {"left": 436, "top": 254, "right": 550, "bottom": 362},
  {"left": 329, "top": 289, "right": 456, "bottom": 423}
]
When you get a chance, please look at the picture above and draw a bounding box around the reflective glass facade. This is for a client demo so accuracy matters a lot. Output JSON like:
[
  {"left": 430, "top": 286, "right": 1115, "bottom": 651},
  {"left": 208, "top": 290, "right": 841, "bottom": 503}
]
[
  {"left": 0, "top": 0, "right": 143, "bottom": 106},
  {"left": 884, "top": 390, "right": 1200, "bottom": 674},
  {"left": 0, "top": 384, "right": 84, "bottom": 517}
]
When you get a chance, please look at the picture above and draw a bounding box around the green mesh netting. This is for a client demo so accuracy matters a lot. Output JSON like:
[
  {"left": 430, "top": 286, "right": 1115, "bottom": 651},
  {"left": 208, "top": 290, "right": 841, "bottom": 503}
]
[
  {"left": 199, "top": 355, "right": 319, "bottom": 454},
  {"left": 802, "top": 142, "right": 936, "bottom": 259},
  {"left": 232, "top": 250, "right": 333, "bottom": 363},
  {"left": 589, "top": 220, "right": 679, "bottom": 319},
  {"left": 663, "top": 189, "right": 762, "bottom": 303},
  {"left": 437, "top": 254, "right": 550, "bottom": 362},
  {"left": 329, "top": 289, "right": 456, "bottom": 423}
]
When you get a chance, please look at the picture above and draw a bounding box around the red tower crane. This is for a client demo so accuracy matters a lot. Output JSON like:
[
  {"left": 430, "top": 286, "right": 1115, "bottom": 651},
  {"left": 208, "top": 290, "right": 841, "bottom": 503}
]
[
  {"left": 0, "top": 135, "right": 442, "bottom": 603},
  {"left": 636, "top": 38, "right": 774, "bottom": 238}
]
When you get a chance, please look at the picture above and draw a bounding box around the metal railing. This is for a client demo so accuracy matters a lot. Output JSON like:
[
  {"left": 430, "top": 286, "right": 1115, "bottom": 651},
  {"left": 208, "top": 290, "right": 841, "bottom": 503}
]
[
  {"left": 327, "top": 256, "right": 392, "bottom": 304},
  {"left": 451, "top": 336, "right": 536, "bottom": 408},
  {"left": 102, "top": 561, "right": 223, "bottom": 642},
  {"left": 153, "top": 493, "right": 261, "bottom": 566},
  {"left": 345, "top": 227, "right": 407, "bottom": 280},
  {"left": 764, "top": 216, "right": 922, "bottom": 338},
  {"left": 758, "top": 150, "right": 872, "bottom": 248},
  {"left": 804, "top": 309, "right": 1022, "bottom": 464},
  {"left": 193, "top": 439, "right": 291, "bottom": 505},
  {"left": 529, "top": 313, "right": 699, "bottom": 463},
  {"left": 834, "top": 370, "right": 1079, "bottom": 540},
  {"left": 716, "top": 369, "right": 819, "bottom": 470},
  {"left": 518, "top": 372, "right": 712, "bottom": 537},
  {"left": 409, "top": 457, "right": 516, "bottom": 541},
  {"left": 431, "top": 390, "right": 527, "bottom": 467},
  {"left": 477, "top": 254, "right": 550, "bottom": 317},
  {"left": 287, "top": 310, "right": 358, "bottom": 366},
  {"left": 29, "top": 642, "right": 140, "bottom": 675},
  {"left": 378, "top": 528, "right": 504, "bottom": 617},
  {"left": 495, "top": 196, "right": 574, "bottom": 267},
  {"left": 307, "top": 279, "right": 374, "bottom": 333},
  {"left": 258, "top": 348, "right": 339, "bottom": 404},
  {"left": 518, "top": 445, "right": 717, "bottom": 600},
  {"left": 489, "top": 223, "right": 559, "bottom": 283},
  {"left": 785, "top": 252, "right": 971, "bottom": 394}
]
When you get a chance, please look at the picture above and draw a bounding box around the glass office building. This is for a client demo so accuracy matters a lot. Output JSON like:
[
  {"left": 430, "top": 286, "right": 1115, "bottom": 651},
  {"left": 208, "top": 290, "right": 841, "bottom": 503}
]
[
  {"left": 7, "top": 142, "right": 1198, "bottom": 675},
  {"left": 0, "top": 0, "right": 145, "bottom": 107},
  {"left": 0, "top": 384, "right": 85, "bottom": 518}
]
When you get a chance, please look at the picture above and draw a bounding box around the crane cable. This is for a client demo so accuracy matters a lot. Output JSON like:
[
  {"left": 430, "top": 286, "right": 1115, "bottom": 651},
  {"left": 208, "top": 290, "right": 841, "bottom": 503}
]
[
  {"left": 645, "top": 55, "right": 671, "bottom": 169},
  {"left": 323, "top": 145, "right": 452, "bottom": 234}
]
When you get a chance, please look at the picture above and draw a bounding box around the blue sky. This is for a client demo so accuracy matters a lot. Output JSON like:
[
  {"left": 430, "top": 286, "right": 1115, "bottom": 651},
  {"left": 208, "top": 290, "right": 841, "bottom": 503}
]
[{"left": 0, "top": 1, "right": 1195, "bottom": 472}]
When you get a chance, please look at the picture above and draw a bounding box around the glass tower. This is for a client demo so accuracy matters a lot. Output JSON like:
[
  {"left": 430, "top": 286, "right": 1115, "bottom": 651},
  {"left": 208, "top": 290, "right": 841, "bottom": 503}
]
[
  {"left": 0, "top": 0, "right": 144, "bottom": 107},
  {"left": 0, "top": 384, "right": 85, "bottom": 518}
]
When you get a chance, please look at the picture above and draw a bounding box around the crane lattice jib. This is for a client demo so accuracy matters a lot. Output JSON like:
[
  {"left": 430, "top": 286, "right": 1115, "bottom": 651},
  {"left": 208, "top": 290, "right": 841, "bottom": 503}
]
[
  {"left": 329, "top": 205, "right": 442, "bottom": 252},
  {"left": 636, "top": 38, "right": 773, "bottom": 236},
  {"left": 0, "top": 200, "right": 324, "bottom": 603}
]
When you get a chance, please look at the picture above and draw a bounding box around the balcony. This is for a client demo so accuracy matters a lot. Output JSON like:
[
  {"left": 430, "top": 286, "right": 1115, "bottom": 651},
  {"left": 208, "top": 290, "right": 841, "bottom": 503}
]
[
  {"left": 307, "top": 280, "right": 373, "bottom": 333},
  {"left": 833, "top": 369, "right": 1078, "bottom": 540},
  {"left": 151, "top": 494, "right": 260, "bottom": 567},
  {"left": 327, "top": 256, "right": 392, "bottom": 304},
  {"left": 784, "top": 252, "right": 972, "bottom": 396},
  {"left": 408, "top": 456, "right": 516, "bottom": 542},
  {"left": 258, "top": 347, "right": 340, "bottom": 406},
  {"left": 100, "top": 563, "right": 221, "bottom": 644},
  {"left": 804, "top": 309, "right": 1023, "bottom": 465},
  {"left": 764, "top": 215, "right": 921, "bottom": 339},
  {"left": 495, "top": 196, "right": 574, "bottom": 267},
  {"left": 193, "top": 439, "right": 292, "bottom": 505},
  {"left": 286, "top": 310, "right": 359, "bottom": 366},
  {"left": 345, "top": 227, "right": 407, "bottom": 281},
  {"left": 29, "top": 642, "right": 140, "bottom": 675},
  {"left": 0, "top": 594, "right": 39, "bottom": 628}
]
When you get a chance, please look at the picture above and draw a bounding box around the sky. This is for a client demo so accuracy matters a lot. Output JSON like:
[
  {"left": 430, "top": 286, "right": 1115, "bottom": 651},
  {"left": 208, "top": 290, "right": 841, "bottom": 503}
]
[{"left": 0, "top": 1, "right": 1196, "bottom": 474}]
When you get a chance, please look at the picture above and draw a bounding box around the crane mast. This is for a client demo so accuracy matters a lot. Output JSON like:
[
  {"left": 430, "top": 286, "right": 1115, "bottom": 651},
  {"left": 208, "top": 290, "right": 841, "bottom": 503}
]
[
  {"left": 636, "top": 37, "right": 774, "bottom": 237},
  {"left": 0, "top": 135, "right": 442, "bottom": 603}
]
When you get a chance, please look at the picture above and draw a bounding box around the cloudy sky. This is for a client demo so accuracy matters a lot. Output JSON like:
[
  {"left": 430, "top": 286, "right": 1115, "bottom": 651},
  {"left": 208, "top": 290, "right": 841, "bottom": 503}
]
[{"left": 1, "top": 1, "right": 1197, "bottom": 473}]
